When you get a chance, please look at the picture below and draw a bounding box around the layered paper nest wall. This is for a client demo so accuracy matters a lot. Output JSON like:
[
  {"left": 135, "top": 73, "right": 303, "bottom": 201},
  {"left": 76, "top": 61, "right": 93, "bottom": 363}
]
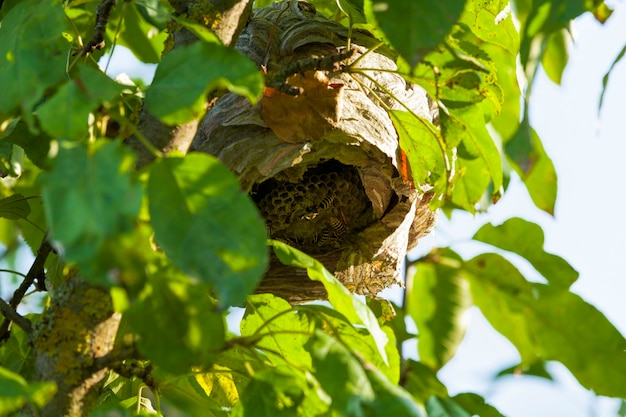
[{"left": 192, "top": 3, "right": 437, "bottom": 302}]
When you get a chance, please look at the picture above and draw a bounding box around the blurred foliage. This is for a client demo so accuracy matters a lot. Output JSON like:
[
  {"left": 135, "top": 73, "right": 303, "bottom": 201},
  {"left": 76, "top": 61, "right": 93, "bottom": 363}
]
[{"left": 0, "top": 0, "right": 624, "bottom": 415}]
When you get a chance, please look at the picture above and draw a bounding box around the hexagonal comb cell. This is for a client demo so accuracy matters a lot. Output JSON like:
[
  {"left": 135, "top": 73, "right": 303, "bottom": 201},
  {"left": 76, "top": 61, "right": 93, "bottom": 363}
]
[{"left": 253, "top": 160, "right": 376, "bottom": 253}]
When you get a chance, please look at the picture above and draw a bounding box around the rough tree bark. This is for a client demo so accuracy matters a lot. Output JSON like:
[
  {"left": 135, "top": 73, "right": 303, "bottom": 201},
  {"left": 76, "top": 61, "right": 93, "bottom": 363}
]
[{"left": 29, "top": 1, "right": 252, "bottom": 416}]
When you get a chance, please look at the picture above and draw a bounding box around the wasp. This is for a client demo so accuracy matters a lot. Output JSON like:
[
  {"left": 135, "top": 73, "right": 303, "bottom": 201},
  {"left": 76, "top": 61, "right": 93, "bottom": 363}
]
[
  {"left": 319, "top": 191, "right": 336, "bottom": 210},
  {"left": 315, "top": 229, "right": 331, "bottom": 246},
  {"left": 329, "top": 216, "right": 347, "bottom": 236}
]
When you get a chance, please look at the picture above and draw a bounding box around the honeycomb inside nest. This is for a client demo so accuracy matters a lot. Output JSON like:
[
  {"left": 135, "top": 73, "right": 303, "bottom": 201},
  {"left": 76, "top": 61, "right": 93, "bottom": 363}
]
[{"left": 254, "top": 160, "right": 379, "bottom": 254}]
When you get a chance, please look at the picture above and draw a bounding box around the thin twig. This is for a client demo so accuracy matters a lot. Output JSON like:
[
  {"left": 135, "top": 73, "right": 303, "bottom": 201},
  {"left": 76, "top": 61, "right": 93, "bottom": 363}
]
[
  {"left": 0, "top": 237, "right": 52, "bottom": 343},
  {"left": 0, "top": 298, "right": 32, "bottom": 334},
  {"left": 75, "top": 0, "right": 117, "bottom": 57}
]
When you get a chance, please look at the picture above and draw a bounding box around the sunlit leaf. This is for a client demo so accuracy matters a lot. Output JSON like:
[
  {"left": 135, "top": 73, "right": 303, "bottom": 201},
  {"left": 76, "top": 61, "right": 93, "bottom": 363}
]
[
  {"left": 473, "top": 217, "right": 578, "bottom": 288},
  {"left": 505, "top": 121, "right": 557, "bottom": 214},
  {"left": 241, "top": 294, "right": 312, "bottom": 369},
  {"left": 362, "top": 363, "right": 424, "bottom": 417},
  {"left": 541, "top": 28, "right": 570, "bottom": 85},
  {"left": 145, "top": 42, "right": 263, "bottom": 124},
  {"left": 270, "top": 240, "right": 388, "bottom": 365},
  {"left": 599, "top": 44, "right": 626, "bottom": 115},
  {"left": 408, "top": 249, "right": 471, "bottom": 370},
  {"left": 234, "top": 366, "right": 329, "bottom": 417},
  {"left": 117, "top": 2, "right": 167, "bottom": 64},
  {"left": 465, "top": 253, "right": 626, "bottom": 397},
  {"left": 149, "top": 153, "right": 267, "bottom": 307}
]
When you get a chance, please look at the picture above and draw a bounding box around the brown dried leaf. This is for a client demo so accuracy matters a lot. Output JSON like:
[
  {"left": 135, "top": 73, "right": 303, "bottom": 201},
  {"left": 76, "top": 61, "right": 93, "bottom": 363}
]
[{"left": 260, "top": 71, "right": 343, "bottom": 143}]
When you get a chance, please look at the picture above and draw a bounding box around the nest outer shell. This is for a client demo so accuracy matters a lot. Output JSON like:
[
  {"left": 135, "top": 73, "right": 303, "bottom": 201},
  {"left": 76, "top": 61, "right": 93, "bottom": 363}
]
[{"left": 192, "top": 4, "right": 437, "bottom": 301}]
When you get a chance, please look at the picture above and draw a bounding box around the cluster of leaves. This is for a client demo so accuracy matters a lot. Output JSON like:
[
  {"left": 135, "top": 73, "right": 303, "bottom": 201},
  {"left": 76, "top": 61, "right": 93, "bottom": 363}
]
[{"left": 0, "top": 0, "right": 624, "bottom": 416}]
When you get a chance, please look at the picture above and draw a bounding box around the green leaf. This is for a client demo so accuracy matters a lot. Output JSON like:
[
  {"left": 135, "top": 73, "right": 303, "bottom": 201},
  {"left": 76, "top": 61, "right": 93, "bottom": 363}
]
[
  {"left": 148, "top": 153, "right": 267, "bottom": 307},
  {"left": 451, "top": 393, "right": 505, "bottom": 417},
  {"left": 41, "top": 141, "right": 142, "bottom": 283},
  {"left": 117, "top": 2, "right": 167, "bottom": 64},
  {"left": 270, "top": 240, "right": 389, "bottom": 365},
  {"left": 465, "top": 253, "right": 626, "bottom": 397},
  {"left": 307, "top": 330, "right": 375, "bottom": 414},
  {"left": 365, "top": 0, "right": 465, "bottom": 66},
  {"left": 299, "top": 304, "right": 399, "bottom": 384},
  {"left": 145, "top": 42, "right": 263, "bottom": 124},
  {"left": 599, "top": 44, "right": 626, "bottom": 115},
  {"left": 391, "top": 110, "right": 448, "bottom": 197},
  {"left": 541, "top": 28, "right": 570, "bottom": 85},
  {"left": 37, "top": 66, "right": 125, "bottom": 139},
  {"left": 362, "top": 364, "right": 424, "bottom": 417},
  {"left": 158, "top": 376, "right": 226, "bottom": 417},
  {"left": 495, "top": 360, "right": 553, "bottom": 381},
  {"left": 505, "top": 121, "right": 557, "bottom": 214},
  {"left": 0, "top": 0, "right": 69, "bottom": 125},
  {"left": 402, "top": 360, "right": 448, "bottom": 405},
  {"left": 241, "top": 294, "right": 312, "bottom": 369},
  {"left": 407, "top": 250, "right": 471, "bottom": 370},
  {"left": 426, "top": 396, "right": 471, "bottom": 417},
  {"left": 127, "top": 274, "right": 226, "bottom": 374},
  {"left": 1, "top": 119, "right": 53, "bottom": 169},
  {"left": 234, "top": 366, "right": 329, "bottom": 417},
  {"left": 473, "top": 217, "right": 578, "bottom": 288},
  {"left": 0, "top": 194, "right": 31, "bottom": 220},
  {"left": 0, "top": 366, "right": 56, "bottom": 416}
]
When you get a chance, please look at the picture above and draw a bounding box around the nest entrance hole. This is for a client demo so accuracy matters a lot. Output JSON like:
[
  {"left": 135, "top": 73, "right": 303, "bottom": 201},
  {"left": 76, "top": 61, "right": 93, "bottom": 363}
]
[{"left": 253, "top": 160, "right": 377, "bottom": 254}]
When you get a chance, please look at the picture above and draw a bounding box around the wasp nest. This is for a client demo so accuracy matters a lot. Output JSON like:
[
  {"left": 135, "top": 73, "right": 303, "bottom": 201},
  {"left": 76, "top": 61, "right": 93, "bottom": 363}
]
[{"left": 192, "top": 2, "right": 437, "bottom": 301}]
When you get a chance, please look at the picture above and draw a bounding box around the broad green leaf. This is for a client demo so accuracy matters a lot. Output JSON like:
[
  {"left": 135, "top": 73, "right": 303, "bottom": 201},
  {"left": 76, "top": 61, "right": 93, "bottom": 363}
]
[
  {"left": 407, "top": 250, "right": 471, "bottom": 370},
  {"left": 391, "top": 110, "right": 448, "bottom": 195},
  {"left": 365, "top": 0, "right": 465, "bottom": 66},
  {"left": 195, "top": 347, "right": 268, "bottom": 408},
  {"left": 465, "top": 253, "right": 626, "bottom": 397},
  {"left": 37, "top": 66, "right": 125, "bottom": 139},
  {"left": 0, "top": 324, "right": 34, "bottom": 377},
  {"left": 459, "top": 0, "right": 519, "bottom": 55},
  {"left": 0, "top": 0, "right": 69, "bottom": 125},
  {"left": 541, "top": 28, "right": 570, "bottom": 85},
  {"left": 234, "top": 366, "right": 329, "bottom": 417},
  {"left": 1, "top": 119, "right": 53, "bottom": 169},
  {"left": 307, "top": 330, "right": 375, "bottom": 414},
  {"left": 145, "top": 42, "right": 263, "bottom": 124},
  {"left": 450, "top": 156, "right": 491, "bottom": 212},
  {"left": 426, "top": 396, "right": 471, "bottom": 417},
  {"left": 0, "top": 194, "right": 31, "bottom": 220},
  {"left": 402, "top": 360, "right": 448, "bottom": 405},
  {"left": 443, "top": 105, "right": 502, "bottom": 192},
  {"left": 135, "top": 0, "right": 171, "bottom": 29},
  {"left": 362, "top": 363, "right": 424, "bottom": 417},
  {"left": 473, "top": 217, "right": 578, "bottom": 288},
  {"left": 451, "top": 393, "right": 505, "bottom": 417},
  {"left": 127, "top": 274, "right": 226, "bottom": 374},
  {"left": 495, "top": 360, "right": 553, "bottom": 381},
  {"left": 270, "top": 240, "right": 388, "bottom": 365},
  {"left": 158, "top": 376, "right": 226, "bottom": 417},
  {"left": 505, "top": 121, "right": 557, "bottom": 214},
  {"left": 299, "top": 304, "right": 399, "bottom": 384},
  {"left": 148, "top": 153, "right": 267, "bottom": 307},
  {"left": 41, "top": 141, "right": 142, "bottom": 283},
  {"left": 117, "top": 2, "right": 167, "bottom": 64},
  {"left": 241, "top": 294, "right": 312, "bottom": 369},
  {"left": 0, "top": 366, "right": 56, "bottom": 416}
]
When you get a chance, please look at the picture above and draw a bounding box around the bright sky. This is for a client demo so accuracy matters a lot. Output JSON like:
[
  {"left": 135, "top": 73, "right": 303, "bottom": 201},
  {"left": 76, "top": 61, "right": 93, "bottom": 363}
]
[{"left": 101, "top": 3, "right": 626, "bottom": 416}]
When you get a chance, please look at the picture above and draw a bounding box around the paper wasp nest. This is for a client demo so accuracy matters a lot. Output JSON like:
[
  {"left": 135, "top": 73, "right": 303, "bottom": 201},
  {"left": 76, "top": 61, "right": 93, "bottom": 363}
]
[{"left": 192, "top": 2, "right": 437, "bottom": 302}]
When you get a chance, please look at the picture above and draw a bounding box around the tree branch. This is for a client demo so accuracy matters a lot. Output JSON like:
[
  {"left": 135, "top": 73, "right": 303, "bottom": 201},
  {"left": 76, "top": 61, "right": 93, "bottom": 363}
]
[
  {"left": 0, "top": 236, "right": 52, "bottom": 343},
  {"left": 75, "top": 0, "right": 117, "bottom": 56},
  {"left": 0, "top": 298, "right": 32, "bottom": 334}
]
